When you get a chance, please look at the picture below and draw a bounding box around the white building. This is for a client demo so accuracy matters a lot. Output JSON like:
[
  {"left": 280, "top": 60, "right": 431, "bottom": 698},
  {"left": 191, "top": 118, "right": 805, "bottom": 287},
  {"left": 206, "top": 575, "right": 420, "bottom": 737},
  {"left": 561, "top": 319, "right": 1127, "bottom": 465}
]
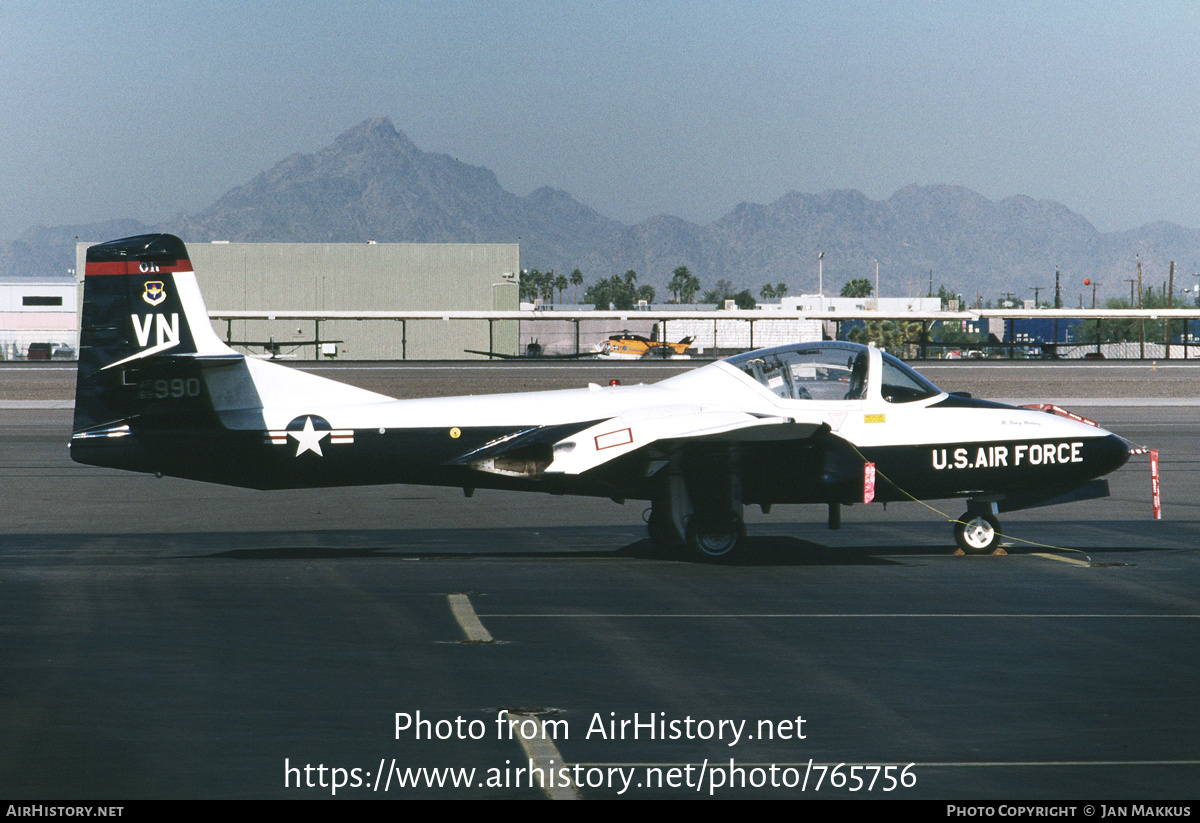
[
  {"left": 666, "top": 313, "right": 823, "bottom": 352},
  {"left": 767, "top": 294, "right": 943, "bottom": 313},
  {"left": 0, "top": 281, "right": 78, "bottom": 359}
]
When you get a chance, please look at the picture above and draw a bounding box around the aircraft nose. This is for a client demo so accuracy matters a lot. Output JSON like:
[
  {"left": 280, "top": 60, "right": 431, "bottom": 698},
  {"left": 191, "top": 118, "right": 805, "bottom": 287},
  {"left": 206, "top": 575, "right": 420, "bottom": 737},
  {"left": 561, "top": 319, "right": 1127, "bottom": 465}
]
[{"left": 1092, "top": 431, "right": 1133, "bottom": 476}]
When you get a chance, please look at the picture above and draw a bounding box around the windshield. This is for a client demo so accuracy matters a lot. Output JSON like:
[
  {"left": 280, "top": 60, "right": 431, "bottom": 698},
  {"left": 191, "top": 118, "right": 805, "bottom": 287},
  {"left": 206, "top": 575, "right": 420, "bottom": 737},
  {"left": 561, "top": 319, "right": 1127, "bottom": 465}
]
[
  {"left": 726, "top": 343, "right": 944, "bottom": 403},
  {"left": 879, "top": 351, "right": 942, "bottom": 403},
  {"left": 728, "top": 345, "right": 869, "bottom": 401}
]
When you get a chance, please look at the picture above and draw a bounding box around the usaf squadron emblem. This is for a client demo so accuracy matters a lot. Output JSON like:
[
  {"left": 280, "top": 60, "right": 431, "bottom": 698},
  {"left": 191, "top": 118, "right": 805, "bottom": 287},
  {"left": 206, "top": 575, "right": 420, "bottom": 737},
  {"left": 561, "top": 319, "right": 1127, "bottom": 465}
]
[{"left": 142, "top": 281, "right": 166, "bottom": 306}]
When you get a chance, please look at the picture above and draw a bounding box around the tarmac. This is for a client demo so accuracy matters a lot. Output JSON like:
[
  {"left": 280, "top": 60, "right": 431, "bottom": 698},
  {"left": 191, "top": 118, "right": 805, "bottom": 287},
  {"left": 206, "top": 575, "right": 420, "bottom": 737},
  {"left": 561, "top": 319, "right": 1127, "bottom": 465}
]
[{"left": 1, "top": 359, "right": 1198, "bottom": 799}]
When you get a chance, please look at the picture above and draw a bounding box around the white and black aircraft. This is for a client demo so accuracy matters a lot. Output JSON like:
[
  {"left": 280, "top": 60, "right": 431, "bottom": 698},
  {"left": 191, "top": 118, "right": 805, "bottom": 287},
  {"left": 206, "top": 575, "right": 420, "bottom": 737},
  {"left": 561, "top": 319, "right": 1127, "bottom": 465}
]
[{"left": 71, "top": 234, "right": 1133, "bottom": 559}]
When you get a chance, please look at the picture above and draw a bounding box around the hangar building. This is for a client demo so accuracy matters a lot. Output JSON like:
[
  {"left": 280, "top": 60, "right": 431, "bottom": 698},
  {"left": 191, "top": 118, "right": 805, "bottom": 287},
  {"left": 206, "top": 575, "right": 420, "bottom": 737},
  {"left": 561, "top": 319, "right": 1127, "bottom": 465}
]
[
  {"left": 75, "top": 240, "right": 520, "bottom": 360},
  {"left": 0, "top": 281, "right": 78, "bottom": 359}
]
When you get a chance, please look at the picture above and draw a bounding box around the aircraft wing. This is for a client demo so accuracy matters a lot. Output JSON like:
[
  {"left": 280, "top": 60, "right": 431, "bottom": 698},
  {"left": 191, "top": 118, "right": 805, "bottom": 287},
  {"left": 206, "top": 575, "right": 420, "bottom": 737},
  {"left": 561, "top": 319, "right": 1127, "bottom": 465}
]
[{"left": 541, "top": 407, "right": 826, "bottom": 476}]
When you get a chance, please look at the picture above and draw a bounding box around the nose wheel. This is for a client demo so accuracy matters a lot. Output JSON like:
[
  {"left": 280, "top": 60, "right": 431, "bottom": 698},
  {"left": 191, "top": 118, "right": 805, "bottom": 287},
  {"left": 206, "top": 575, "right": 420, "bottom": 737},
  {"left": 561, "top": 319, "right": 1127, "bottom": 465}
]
[
  {"left": 685, "top": 513, "right": 746, "bottom": 560},
  {"left": 953, "top": 512, "right": 1002, "bottom": 554}
]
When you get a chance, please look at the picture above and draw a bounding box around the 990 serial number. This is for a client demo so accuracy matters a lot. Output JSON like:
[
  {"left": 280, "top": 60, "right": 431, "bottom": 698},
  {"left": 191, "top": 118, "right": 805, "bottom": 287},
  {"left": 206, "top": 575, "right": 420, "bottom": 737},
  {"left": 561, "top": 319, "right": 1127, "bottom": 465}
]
[{"left": 137, "top": 377, "right": 202, "bottom": 400}]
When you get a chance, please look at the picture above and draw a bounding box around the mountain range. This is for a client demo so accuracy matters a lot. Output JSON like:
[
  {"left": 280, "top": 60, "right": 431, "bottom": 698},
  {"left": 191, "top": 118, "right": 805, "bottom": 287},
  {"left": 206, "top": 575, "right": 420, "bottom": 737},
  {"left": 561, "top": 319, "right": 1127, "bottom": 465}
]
[{"left": 7, "top": 117, "right": 1200, "bottom": 303}]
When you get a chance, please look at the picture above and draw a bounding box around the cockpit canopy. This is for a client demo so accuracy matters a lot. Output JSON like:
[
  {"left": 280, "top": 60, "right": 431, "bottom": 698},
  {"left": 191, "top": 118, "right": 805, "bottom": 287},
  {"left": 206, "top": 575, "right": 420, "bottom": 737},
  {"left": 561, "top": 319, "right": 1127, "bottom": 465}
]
[{"left": 724, "top": 342, "right": 943, "bottom": 403}]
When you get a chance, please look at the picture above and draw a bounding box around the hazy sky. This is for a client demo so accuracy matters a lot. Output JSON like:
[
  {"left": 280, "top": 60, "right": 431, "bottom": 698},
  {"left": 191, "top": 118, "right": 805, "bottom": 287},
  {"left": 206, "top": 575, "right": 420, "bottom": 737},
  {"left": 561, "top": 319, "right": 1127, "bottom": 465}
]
[{"left": 4, "top": 1, "right": 1199, "bottom": 244}]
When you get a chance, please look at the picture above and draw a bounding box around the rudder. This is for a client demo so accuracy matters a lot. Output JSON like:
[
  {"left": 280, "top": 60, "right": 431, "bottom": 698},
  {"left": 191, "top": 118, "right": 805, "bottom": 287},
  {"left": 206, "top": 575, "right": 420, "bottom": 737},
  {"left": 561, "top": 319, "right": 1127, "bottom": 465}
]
[{"left": 73, "top": 233, "right": 239, "bottom": 434}]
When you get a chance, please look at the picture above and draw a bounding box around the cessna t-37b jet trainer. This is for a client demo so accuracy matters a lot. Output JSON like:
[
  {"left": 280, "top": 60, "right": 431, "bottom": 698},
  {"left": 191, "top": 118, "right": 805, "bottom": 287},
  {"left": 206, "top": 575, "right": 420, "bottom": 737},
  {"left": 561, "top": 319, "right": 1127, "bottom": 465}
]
[{"left": 71, "top": 234, "right": 1133, "bottom": 559}]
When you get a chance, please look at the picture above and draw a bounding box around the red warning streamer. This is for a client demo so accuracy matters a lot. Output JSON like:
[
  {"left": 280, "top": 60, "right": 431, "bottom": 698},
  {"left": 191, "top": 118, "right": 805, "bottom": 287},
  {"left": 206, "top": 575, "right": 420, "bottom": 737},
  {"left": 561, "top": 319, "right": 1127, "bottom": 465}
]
[
  {"left": 864, "top": 462, "right": 876, "bottom": 505},
  {"left": 1150, "top": 449, "right": 1161, "bottom": 520}
]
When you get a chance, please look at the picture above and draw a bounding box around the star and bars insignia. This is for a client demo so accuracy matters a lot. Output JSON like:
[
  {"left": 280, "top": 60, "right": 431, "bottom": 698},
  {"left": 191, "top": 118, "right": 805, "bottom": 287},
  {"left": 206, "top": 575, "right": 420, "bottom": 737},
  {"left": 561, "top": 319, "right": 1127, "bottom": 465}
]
[{"left": 266, "top": 415, "right": 354, "bottom": 457}]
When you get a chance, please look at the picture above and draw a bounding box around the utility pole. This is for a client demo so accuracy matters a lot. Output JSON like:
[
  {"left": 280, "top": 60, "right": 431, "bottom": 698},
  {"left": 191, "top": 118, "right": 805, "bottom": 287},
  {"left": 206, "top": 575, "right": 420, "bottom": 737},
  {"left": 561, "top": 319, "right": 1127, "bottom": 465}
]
[
  {"left": 1191, "top": 279, "right": 1200, "bottom": 359},
  {"left": 1000, "top": 292, "right": 1017, "bottom": 356},
  {"left": 1090, "top": 280, "right": 1102, "bottom": 354},
  {"left": 818, "top": 251, "right": 824, "bottom": 313},
  {"left": 1138, "top": 256, "right": 1144, "bottom": 359},
  {"left": 874, "top": 259, "right": 880, "bottom": 310},
  {"left": 1029, "top": 285, "right": 1045, "bottom": 355},
  {"left": 1167, "top": 261, "right": 1175, "bottom": 360},
  {"left": 1054, "top": 267, "right": 1062, "bottom": 349}
]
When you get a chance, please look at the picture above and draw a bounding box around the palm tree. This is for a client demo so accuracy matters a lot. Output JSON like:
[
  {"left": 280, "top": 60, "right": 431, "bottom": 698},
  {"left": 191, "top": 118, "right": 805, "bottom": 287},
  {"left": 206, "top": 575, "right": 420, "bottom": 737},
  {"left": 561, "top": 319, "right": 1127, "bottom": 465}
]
[
  {"left": 519, "top": 269, "right": 538, "bottom": 303},
  {"left": 670, "top": 266, "right": 702, "bottom": 303},
  {"left": 840, "top": 278, "right": 873, "bottom": 298},
  {"left": 569, "top": 269, "right": 584, "bottom": 303},
  {"left": 670, "top": 266, "right": 691, "bottom": 303},
  {"left": 538, "top": 270, "right": 555, "bottom": 303}
]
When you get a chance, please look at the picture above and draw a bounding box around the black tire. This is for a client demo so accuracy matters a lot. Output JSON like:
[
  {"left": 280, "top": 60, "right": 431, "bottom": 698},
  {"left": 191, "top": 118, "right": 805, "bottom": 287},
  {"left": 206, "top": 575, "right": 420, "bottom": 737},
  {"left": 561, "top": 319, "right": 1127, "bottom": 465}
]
[
  {"left": 685, "top": 515, "right": 746, "bottom": 560},
  {"left": 647, "top": 509, "right": 684, "bottom": 550},
  {"left": 954, "top": 512, "right": 1001, "bottom": 553}
]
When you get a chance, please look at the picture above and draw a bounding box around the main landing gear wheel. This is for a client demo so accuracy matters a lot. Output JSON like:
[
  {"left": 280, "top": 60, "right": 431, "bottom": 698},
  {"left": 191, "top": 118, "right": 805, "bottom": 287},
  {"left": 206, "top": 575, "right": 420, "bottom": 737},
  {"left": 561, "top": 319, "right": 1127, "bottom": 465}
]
[
  {"left": 647, "top": 509, "right": 684, "bottom": 550},
  {"left": 954, "top": 512, "right": 1002, "bottom": 554},
  {"left": 685, "top": 515, "right": 746, "bottom": 560}
]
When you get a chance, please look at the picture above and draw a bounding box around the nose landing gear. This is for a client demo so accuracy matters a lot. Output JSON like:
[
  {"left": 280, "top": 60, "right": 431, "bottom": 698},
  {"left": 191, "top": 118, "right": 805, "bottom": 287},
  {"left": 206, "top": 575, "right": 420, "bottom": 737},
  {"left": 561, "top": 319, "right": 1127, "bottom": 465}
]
[{"left": 953, "top": 501, "right": 1003, "bottom": 554}]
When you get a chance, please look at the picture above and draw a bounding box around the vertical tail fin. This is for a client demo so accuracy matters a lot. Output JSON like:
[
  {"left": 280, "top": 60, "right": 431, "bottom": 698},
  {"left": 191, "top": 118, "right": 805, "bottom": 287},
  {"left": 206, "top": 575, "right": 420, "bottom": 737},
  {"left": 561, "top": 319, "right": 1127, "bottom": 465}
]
[
  {"left": 73, "top": 234, "right": 238, "bottom": 433},
  {"left": 72, "top": 233, "right": 394, "bottom": 482}
]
